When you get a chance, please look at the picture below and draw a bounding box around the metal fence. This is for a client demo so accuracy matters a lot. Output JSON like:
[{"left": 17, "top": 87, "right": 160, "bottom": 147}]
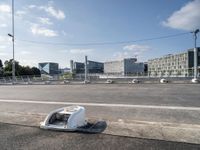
[{"left": 0, "top": 73, "right": 199, "bottom": 85}]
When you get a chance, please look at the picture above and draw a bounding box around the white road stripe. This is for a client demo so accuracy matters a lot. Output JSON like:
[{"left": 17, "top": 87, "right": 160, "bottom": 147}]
[{"left": 0, "top": 99, "right": 200, "bottom": 111}]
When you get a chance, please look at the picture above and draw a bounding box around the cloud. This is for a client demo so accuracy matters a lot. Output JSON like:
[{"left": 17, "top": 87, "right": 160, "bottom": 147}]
[
  {"left": 28, "top": 3, "right": 65, "bottom": 20},
  {"left": 162, "top": 0, "right": 200, "bottom": 31},
  {"left": 0, "top": 4, "right": 11, "bottom": 22},
  {"left": 123, "top": 44, "right": 150, "bottom": 52},
  {"left": 113, "top": 51, "right": 130, "bottom": 59},
  {"left": 28, "top": 5, "right": 36, "bottom": 9},
  {"left": 20, "top": 51, "right": 32, "bottom": 55},
  {"left": 0, "top": 23, "right": 7, "bottom": 27},
  {"left": 30, "top": 24, "right": 58, "bottom": 37},
  {"left": 0, "top": 45, "right": 7, "bottom": 49},
  {"left": 61, "top": 30, "right": 67, "bottom": 36},
  {"left": 69, "top": 49, "right": 93, "bottom": 54},
  {"left": 38, "top": 17, "right": 53, "bottom": 25},
  {"left": 16, "top": 10, "right": 26, "bottom": 17},
  {"left": 39, "top": 6, "right": 65, "bottom": 20},
  {"left": 0, "top": 36, "right": 11, "bottom": 44},
  {"left": 17, "top": 59, "right": 38, "bottom": 67},
  {"left": 0, "top": 52, "right": 8, "bottom": 56},
  {"left": 23, "top": 3, "right": 66, "bottom": 38},
  {"left": 113, "top": 44, "right": 151, "bottom": 59},
  {"left": 0, "top": 4, "right": 11, "bottom": 13}
]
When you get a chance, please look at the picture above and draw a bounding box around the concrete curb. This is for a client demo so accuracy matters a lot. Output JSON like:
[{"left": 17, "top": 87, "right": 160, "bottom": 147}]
[
  {"left": 105, "top": 120, "right": 200, "bottom": 144},
  {"left": 1, "top": 111, "right": 200, "bottom": 144}
]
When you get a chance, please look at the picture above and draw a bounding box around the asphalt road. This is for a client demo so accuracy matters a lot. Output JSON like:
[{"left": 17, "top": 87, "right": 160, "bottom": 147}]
[
  {"left": 1, "top": 122, "right": 200, "bottom": 150},
  {"left": 0, "top": 84, "right": 200, "bottom": 124},
  {"left": 0, "top": 84, "right": 200, "bottom": 106},
  {"left": 0, "top": 84, "right": 200, "bottom": 149}
]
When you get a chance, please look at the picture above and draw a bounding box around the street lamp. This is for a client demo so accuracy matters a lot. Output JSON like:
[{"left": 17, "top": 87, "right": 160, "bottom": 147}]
[
  {"left": 84, "top": 55, "right": 88, "bottom": 81},
  {"left": 191, "top": 29, "right": 199, "bottom": 82},
  {"left": 8, "top": 0, "right": 15, "bottom": 83}
]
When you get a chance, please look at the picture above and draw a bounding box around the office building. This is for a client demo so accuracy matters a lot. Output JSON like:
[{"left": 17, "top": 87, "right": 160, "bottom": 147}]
[
  {"left": 38, "top": 62, "right": 59, "bottom": 75},
  {"left": 59, "top": 68, "right": 70, "bottom": 74},
  {"left": 104, "top": 58, "right": 145, "bottom": 75},
  {"left": 73, "top": 62, "right": 85, "bottom": 73},
  {"left": 71, "top": 60, "right": 104, "bottom": 74},
  {"left": 87, "top": 60, "right": 104, "bottom": 73},
  {"left": 148, "top": 48, "right": 200, "bottom": 77}
]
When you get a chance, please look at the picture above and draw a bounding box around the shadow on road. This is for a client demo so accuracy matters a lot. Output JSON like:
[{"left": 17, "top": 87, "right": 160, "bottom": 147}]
[{"left": 77, "top": 120, "right": 107, "bottom": 134}]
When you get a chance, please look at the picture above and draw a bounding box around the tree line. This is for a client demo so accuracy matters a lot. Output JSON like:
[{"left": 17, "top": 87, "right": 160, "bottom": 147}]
[{"left": 0, "top": 59, "right": 41, "bottom": 77}]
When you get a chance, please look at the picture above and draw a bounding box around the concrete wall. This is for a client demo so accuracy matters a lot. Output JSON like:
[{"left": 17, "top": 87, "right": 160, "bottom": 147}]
[
  {"left": 104, "top": 58, "right": 144, "bottom": 75},
  {"left": 104, "top": 60, "right": 124, "bottom": 74}
]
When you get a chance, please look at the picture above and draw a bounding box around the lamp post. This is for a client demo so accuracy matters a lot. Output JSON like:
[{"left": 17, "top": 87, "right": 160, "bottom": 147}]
[
  {"left": 8, "top": 0, "right": 15, "bottom": 83},
  {"left": 191, "top": 29, "right": 199, "bottom": 80},
  {"left": 84, "top": 56, "right": 88, "bottom": 81}
]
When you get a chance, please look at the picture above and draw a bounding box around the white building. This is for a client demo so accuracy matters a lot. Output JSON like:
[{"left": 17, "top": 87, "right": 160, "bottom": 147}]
[
  {"left": 148, "top": 48, "right": 200, "bottom": 77},
  {"left": 104, "top": 58, "right": 145, "bottom": 75}
]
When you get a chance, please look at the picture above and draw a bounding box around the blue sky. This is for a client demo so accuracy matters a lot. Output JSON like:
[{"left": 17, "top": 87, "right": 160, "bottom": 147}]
[{"left": 0, "top": 0, "right": 200, "bottom": 68}]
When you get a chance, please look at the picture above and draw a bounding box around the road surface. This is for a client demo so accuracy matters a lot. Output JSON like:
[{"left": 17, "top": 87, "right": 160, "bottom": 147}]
[{"left": 0, "top": 84, "right": 200, "bottom": 149}]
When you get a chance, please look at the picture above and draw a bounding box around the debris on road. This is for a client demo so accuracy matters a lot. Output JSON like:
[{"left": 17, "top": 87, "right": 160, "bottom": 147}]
[{"left": 40, "top": 106, "right": 107, "bottom": 133}]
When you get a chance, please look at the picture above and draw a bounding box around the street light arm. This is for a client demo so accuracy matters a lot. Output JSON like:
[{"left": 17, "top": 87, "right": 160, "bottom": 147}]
[
  {"left": 194, "top": 29, "right": 199, "bottom": 34},
  {"left": 191, "top": 29, "right": 199, "bottom": 34},
  {"left": 8, "top": 33, "right": 13, "bottom": 37}
]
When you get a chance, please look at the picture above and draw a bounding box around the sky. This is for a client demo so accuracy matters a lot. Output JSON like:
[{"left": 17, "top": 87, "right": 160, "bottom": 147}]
[{"left": 0, "top": 0, "right": 200, "bottom": 68}]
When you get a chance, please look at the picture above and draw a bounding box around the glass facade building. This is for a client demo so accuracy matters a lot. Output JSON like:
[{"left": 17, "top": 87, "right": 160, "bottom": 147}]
[
  {"left": 38, "top": 62, "right": 59, "bottom": 75},
  {"left": 72, "top": 60, "right": 104, "bottom": 74}
]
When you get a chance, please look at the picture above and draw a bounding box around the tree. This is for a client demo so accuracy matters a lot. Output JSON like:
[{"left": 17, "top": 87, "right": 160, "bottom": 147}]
[
  {"left": 18, "top": 66, "right": 33, "bottom": 75},
  {"left": 0, "top": 59, "right": 3, "bottom": 76},
  {"left": 4, "top": 59, "right": 14, "bottom": 76},
  {"left": 0, "top": 59, "right": 2, "bottom": 68},
  {"left": 4, "top": 59, "right": 20, "bottom": 72},
  {"left": 31, "top": 67, "right": 41, "bottom": 76},
  {"left": 3, "top": 59, "right": 41, "bottom": 76},
  {"left": 62, "top": 72, "right": 74, "bottom": 79},
  {"left": 4, "top": 59, "right": 20, "bottom": 76}
]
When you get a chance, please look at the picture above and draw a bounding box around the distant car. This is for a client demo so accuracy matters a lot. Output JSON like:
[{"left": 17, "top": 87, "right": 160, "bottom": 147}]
[
  {"left": 28, "top": 81, "right": 32, "bottom": 85},
  {"left": 106, "top": 79, "right": 114, "bottom": 84},
  {"left": 83, "top": 80, "right": 90, "bottom": 84},
  {"left": 63, "top": 80, "right": 70, "bottom": 84},
  {"left": 191, "top": 78, "right": 199, "bottom": 83},
  {"left": 131, "top": 79, "right": 140, "bottom": 84},
  {"left": 160, "top": 78, "right": 168, "bottom": 83},
  {"left": 45, "top": 81, "right": 51, "bottom": 85}
]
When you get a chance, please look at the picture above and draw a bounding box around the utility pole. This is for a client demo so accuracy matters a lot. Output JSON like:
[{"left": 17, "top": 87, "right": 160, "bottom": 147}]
[
  {"left": 12, "top": 0, "right": 15, "bottom": 82},
  {"left": 84, "top": 56, "right": 88, "bottom": 81},
  {"left": 191, "top": 29, "right": 199, "bottom": 80},
  {"left": 8, "top": 0, "right": 15, "bottom": 83}
]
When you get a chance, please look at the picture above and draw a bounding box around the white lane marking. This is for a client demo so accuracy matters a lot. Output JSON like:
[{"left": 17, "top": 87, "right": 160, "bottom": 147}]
[{"left": 0, "top": 99, "right": 200, "bottom": 111}]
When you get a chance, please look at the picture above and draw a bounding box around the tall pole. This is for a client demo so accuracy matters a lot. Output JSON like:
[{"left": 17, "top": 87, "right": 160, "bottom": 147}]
[
  {"left": 192, "top": 29, "right": 199, "bottom": 79},
  {"left": 70, "top": 60, "right": 74, "bottom": 73},
  {"left": 85, "top": 56, "right": 88, "bottom": 81},
  {"left": 12, "top": 0, "right": 15, "bottom": 82}
]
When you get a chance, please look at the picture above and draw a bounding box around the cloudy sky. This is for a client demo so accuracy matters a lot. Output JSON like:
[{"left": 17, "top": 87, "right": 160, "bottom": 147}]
[{"left": 0, "top": 0, "right": 200, "bottom": 68}]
